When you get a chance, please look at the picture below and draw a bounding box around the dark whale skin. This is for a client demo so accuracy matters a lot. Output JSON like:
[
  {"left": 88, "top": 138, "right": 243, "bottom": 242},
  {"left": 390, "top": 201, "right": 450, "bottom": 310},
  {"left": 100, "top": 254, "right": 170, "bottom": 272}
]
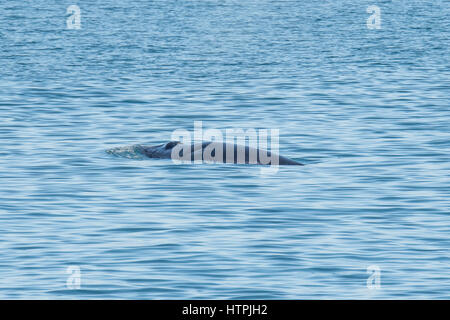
[{"left": 142, "top": 141, "right": 303, "bottom": 166}]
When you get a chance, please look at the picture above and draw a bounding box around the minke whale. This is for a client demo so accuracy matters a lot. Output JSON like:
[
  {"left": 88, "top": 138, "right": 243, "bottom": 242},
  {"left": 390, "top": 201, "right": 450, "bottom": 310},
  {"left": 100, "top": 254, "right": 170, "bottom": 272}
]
[{"left": 141, "top": 141, "right": 303, "bottom": 165}]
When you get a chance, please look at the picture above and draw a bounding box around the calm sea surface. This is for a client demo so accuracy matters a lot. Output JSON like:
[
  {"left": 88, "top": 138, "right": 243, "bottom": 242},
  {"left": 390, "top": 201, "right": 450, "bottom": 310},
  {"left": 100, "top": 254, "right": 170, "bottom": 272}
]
[{"left": 0, "top": 0, "right": 449, "bottom": 299}]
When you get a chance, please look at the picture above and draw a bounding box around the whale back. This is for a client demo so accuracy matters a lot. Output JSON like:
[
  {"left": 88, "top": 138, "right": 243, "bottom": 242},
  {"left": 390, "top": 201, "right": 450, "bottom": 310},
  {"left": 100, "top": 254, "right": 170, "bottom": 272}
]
[
  {"left": 143, "top": 141, "right": 302, "bottom": 165},
  {"left": 171, "top": 141, "right": 303, "bottom": 165}
]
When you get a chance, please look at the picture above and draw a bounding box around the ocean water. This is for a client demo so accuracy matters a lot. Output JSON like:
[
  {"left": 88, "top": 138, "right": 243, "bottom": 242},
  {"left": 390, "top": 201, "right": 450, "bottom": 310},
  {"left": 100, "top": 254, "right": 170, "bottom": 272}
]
[{"left": 1, "top": 0, "right": 449, "bottom": 299}]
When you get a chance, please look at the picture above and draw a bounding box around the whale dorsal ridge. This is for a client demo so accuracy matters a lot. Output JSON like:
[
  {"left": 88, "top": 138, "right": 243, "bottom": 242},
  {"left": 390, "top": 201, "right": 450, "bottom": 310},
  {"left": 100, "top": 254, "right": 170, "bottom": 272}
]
[{"left": 165, "top": 141, "right": 181, "bottom": 149}]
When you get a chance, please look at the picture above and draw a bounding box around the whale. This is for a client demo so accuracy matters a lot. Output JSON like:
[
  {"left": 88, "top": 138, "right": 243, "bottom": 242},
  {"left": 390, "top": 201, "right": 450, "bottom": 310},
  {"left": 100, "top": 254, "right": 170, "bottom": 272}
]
[{"left": 141, "top": 141, "right": 303, "bottom": 165}]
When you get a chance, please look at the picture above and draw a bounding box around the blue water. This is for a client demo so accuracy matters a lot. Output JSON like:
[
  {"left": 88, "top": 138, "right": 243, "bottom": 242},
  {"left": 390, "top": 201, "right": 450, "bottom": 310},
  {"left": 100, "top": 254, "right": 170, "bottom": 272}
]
[{"left": 1, "top": 0, "right": 449, "bottom": 299}]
